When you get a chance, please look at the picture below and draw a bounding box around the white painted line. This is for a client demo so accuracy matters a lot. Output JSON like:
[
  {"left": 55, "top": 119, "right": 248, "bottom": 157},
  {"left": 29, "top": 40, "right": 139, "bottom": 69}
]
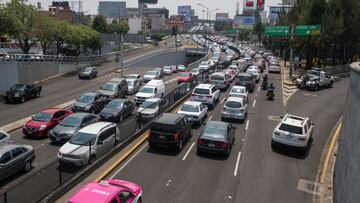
[
  {"left": 110, "top": 143, "right": 148, "bottom": 178},
  {"left": 182, "top": 142, "right": 195, "bottom": 161},
  {"left": 245, "top": 120, "right": 249, "bottom": 131},
  {"left": 252, "top": 99, "right": 256, "bottom": 108},
  {"left": 234, "top": 151, "right": 242, "bottom": 176},
  {"left": 221, "top": 97, "right": 226, "bottom": 104},
  {"left": 208, "top": 115, "right": 213, "bottom": 121},
  {"left": 258, "top": 86, "right": 261, "bottom": 92}
]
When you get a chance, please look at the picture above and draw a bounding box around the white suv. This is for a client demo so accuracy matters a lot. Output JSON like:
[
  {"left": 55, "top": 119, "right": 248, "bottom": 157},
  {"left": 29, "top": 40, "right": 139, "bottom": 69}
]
[
  {"left": 191, "top": 84, "right": 220, "bottom": 109},
  {"left": 272, "top": 114, "right": 314, "bottom": 152},
  {"left": 57, "top": 122, "right": 119, "bottom": 166}
]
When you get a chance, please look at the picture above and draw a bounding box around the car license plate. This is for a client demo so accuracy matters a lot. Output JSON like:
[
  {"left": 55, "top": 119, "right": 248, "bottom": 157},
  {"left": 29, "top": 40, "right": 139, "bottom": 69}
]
[
  {"left": 56, "top": 138, "right": 60, "bottom": 141},
  {"left": 28, "top": 131, "right": 32, "bottom": 135},
  {"left": 158, "top": 135, "right": 165, "bottom": 139},
  {"left": 286, "top": 134, "right": 293, "bottom": 139},
  {"left": 208, "top": 143, "right": 215, "bottom": 147}
]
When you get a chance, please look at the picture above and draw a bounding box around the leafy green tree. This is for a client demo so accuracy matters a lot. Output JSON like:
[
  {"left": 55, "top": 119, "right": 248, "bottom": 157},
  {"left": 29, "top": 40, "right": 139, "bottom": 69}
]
[
  {"left": 91, "top": 15, "right": 108, "bottom": 33},
  {"left": 3, "top": 0, "right": 37, "bottom": 54},
  {"left": 53, "top": 21, "right": 69, "bottom": 55},
  {"left": 33, "top": 12, "right": 55, "bottom": 55},
  {"left": 108, "top": 19, "right": 129, "bottom": 34}
]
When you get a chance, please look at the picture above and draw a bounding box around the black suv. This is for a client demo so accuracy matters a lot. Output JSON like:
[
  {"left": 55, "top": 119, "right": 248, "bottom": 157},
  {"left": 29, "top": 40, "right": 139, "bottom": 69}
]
[{"left": 148, "top": 113, "right": 192, "bottom": 151}]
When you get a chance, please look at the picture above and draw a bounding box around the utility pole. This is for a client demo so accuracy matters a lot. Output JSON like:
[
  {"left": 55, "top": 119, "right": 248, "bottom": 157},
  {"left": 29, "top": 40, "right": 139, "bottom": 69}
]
[
  {"left": 289, "top": 24, "right": 295, "bottom": 78},
  {"left": 120, "top": 33, "right": 124, "bottom": 78}
]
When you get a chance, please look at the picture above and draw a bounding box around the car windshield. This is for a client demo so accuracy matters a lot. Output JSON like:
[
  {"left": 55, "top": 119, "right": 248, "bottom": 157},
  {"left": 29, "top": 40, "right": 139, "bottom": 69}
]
[
  {"left": 279, "top": 123, "right": 303, "bottom": 134},
  {"left": 140, "top": 87, "right": 154, "bottom": 94},
  {"left": 309, "top": 71, "right": 320, "bottom": 76},
  {"left": 60, "top": 116, "right": 82, "bottom": 127},
  {"left": 69, "top": 132, "right": 97, "bottom": 146},
  {"left": 231, "top": 88, "right": 245, "bottom": 94},
  {"left": 203, "top": 127, "right": 226, "bottom": 139},
  {"left": 140, "top": 100, "right": 158, "bottom": 109},
  {"left": 181, "top": 104, "right": 199, "bottom": 112},
  {"left": 78, "top": 95, "right": 94, "bottom": 103},
  {"left": 238, "top": 76, "right": 252, "bottom": 81},
  {"left": 225, "top": 101, "right": 242, "bottom": 108},
  {"left": 106, "top": 100, "right": 124, "bottom": 109},
  {"left": 33, "top": 112, "right": 52, "bottom": 122},
  {"left": 192, "top": 69, "right": 199, "bottom": 74},
  {"left": 83, "top": 67, "right": 92, "bottom": 72},
  {"left": 247, "top": 70, "right": 258, "bottom": 75},
  {"left": 194, "top": 88, "right": 209, "bottom": 95},
  {"left": 127, "top": 75, "right": 137, "bottom": 79},
  {"left": 146, "top": 71, "right": 157, "bottom": 76},
  {"left": 211, "top": 75, "right": 225, "bottom": 81},
  {"left": 163, "top": 67, "right": 171, "bottom": 70},
  {"left": 101, "top": 83, "right": 117, "bottom": 91},
  {"left": 126, "top": 80, "right": 135, "bottom": 86},
  {"left": 180, "top": 73, "right": 190, "bottom": 77},
  {"left": 10, "top": 84, "right": 26, "bottom": 90}
]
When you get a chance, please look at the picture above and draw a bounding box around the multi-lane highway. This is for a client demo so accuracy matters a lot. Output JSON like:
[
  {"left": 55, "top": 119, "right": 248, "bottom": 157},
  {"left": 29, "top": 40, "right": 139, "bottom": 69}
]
[{"left": 91, "top": 67, "right": 349, "bottom": 202}]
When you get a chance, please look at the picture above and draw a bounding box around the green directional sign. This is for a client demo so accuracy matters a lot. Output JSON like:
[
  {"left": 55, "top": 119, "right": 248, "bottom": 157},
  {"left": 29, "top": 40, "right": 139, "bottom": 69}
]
[
  {"left": 227, "top": 29, "right": 238, "bottom": 34},
  {"left": 265, "top": 26, "right": 290, "bottom": 36},
  {"left": 295, "top": 25, "right": 321, "bottom": 36}
]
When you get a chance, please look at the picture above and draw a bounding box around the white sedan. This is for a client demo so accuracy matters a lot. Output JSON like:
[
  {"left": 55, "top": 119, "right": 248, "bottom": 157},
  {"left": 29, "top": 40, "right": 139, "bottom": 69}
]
[
  {"left": 0, "top": 131, "right": 11, "bottom": 143},
  {"left": 177, "top": 101, "right": 208, "bottom": 125},
  {"left": 228, "top": 86, "right": 249, "bottom": 103},
  {"left": 246, "top": 69, "right": 260, "bottom": 83}
]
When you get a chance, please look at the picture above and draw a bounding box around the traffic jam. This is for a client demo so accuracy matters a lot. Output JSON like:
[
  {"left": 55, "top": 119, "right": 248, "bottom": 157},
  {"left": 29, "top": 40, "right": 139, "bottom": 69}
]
[{"left": 1, "top": 35, "right": 319, "bottom": 202}]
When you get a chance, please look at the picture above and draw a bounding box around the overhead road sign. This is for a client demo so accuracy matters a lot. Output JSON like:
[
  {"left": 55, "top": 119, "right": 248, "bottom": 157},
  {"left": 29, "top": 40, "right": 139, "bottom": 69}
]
[
  {"left": 265, "top": 26, "right": 290, "bottom": 36},
  {"left": 295, "top": 25, "right": 321, "bottom": 36}
]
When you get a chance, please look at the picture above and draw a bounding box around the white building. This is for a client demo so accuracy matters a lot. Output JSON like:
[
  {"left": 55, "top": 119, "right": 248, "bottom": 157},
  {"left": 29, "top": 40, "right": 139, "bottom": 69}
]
[{"left": 128, "top": 17, "right": 142, "bottom": 34}]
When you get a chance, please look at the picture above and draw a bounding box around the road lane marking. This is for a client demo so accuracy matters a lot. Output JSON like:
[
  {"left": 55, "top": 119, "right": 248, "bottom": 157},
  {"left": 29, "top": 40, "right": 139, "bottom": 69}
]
[
  {"left": 109, "top": 143, "right": 148, "bottom": 179},
  {"left": 234, "top": 151, "right": 242, "bottom": 176},
  {"left": 182, "top": 142, "right": 195, "bottom": 161},
  {"left": 221, "top": 97, "right": 227, "bottom": 104},
  {"left": 258, "top": 86, "right": 261, "bottom": 92},
  {"left": 245, "top": 120, "right": 249, "bottom": 131},
  {"left": 120, "top": 119, "right": 134, "bottom": 127},
  {"left": 208, "top": 115, "right": 213, "bottom": 121},
  {"left": 252, "top": 100, "right": 256, "bottom": 108},
  {"left": 319, "top": 121, "right": 342, "bottom": 183}
]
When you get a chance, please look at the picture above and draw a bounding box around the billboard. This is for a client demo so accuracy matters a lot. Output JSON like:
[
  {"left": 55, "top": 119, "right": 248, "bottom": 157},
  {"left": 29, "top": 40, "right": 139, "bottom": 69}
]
[
  {"left": 233, "top": 16, "right": 255, "bottom": 29},
  {"left": 216, "top": 13, "right": 229, "bottom": 21},
  {"left": 243, "top": 0, "right": 265, "bottom": 14},
  {"left": 138, "top": 0, "right": 158, "bottom": 4},
  {"left": 178, "top": 5, "right": 192, "bottom": 22},
  {"left": 257, "top": 0, "right": 265, "bottom": 11}
]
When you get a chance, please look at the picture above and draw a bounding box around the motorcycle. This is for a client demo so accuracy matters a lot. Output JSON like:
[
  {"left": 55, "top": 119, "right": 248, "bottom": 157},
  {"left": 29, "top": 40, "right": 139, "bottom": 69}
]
[
  {"left": 296, "top": 74, "right": 310, "bottom": 89},
  {"left": 261, "top": 80, "right": 268, "bottom": 90},
  {"left": 266, "top": 88, "right": 275, "bottom": 100}
]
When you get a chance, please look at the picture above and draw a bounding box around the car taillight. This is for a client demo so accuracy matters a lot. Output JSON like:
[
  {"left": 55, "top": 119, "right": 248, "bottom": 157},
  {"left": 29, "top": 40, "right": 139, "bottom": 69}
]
[
  {"left": 222, "top": 142, "right": 229, "bottom": 148},
  {"left": 173, "top": 132, "right": 180, "bottom": 140},
  {"left": 197, "top": 139, "right": 204, "bottom": 145},
  {"left": 206, "top": 95, "right": 212, "bottom": 98},
  {"left": 192, "top": 94, "right": 196, "bottom": 96},
  {"left": 274, "top": 131, "right": 280, "bottom": 136},
  {"left": 298, "top": 137, "right": 306, "bottom": 141},
  {"left": 240, "top": 108, "right": 244, "bottom": 113},
  {"left": 229, "top": 94, "right": 232, "bottom": 97},
  {"left": 223, "top": 107, "right": 227, "bottom": 111},
  {"left": 148, "top": 130, "right": 152, "bottom": 138}
]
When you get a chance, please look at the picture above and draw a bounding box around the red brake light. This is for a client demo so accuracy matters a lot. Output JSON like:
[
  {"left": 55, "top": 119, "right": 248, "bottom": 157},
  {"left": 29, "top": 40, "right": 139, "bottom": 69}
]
[
  {"left": 274, "top": 131, "right": 280, "bottom": 136},
  {"left": 148, "top": 130, "right": 152, "bottom": 138},
  {"left": 173, "top": 132, "right": 180, "bottom": 140},
  {"left": 206, "top": 95, "right": 212, "bottom": 98},
  {"left": 192, "top": 94, "right": 196, "bottom": 96},
  {"left": 240, "top": 108, "right": 244, "bottom": 113},
  {"left": 222, "top": 142, "right": 229, "bottom": 148},
  {"left": 197, "top": 139, "right": 204, "bottom": 145}
]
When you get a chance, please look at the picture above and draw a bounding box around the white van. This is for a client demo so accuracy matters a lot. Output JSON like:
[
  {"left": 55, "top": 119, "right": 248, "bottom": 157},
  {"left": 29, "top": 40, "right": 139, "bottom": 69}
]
[{"left": 134, "top": 80, "right": 165, "bottom": 105}]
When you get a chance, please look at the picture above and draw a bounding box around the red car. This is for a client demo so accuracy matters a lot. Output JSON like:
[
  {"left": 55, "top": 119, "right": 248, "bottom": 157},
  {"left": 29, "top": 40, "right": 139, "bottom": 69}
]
[
  {"left": 23, "top": 108, "right": 72, "bottom": 137},
  {"left": 178, "top": 72, "right": 194, "bottom": 84}
]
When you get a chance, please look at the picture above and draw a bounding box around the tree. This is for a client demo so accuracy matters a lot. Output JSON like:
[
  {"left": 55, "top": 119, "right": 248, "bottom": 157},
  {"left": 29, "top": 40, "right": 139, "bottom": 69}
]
[
  {"left": 91, "top": 15, "right": 108, "bottom": 33},
  {"left": 53, "top": 21, "right": 69, "bottom": 55},
  {"left": 253, "top": 21, "right": 265, "bottom": 47},
  {"left": 3, "top": 0, "right": 37, "bottom": 54},
  {"left": 108, "top": 19, "right": 129, "bottom": 34},
  {"left": 33, "top": 13, "right": 55, "bottom": 55}
]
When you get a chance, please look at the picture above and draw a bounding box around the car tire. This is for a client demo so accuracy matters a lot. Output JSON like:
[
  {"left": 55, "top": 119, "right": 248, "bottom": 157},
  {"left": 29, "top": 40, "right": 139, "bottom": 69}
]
[
  {"left": 91, "top": 109, "right": 95, "bottom": 114},
  {"left": 36, "top": 91, "right": 40, "bottom": 98},
  {"left": 24, "top": 160, "right": 32, "bottom": 172},
  {"left": 120, "top": 115, "right": 123, "bottom": 121},
  {"left": 314, "top": 85, "right": 319, "bottom": 91},
  {"left": 211, "top": 100, "right": 215, "bottom": 109},
  {"left": 20, "top": 96, "right": 25, "bottom": 103},
  {"left": 329, "top": 81, "right": 333, "bottom": 88}
]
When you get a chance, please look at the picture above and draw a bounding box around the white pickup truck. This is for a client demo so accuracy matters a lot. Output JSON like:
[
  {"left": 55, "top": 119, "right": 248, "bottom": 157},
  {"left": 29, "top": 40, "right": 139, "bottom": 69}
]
[{"left": 305, "top": 70, "right": 334, "bottom": 91}]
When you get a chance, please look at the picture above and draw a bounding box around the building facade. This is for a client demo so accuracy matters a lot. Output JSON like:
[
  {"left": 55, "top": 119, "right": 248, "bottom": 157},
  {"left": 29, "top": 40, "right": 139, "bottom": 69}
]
[
  {"left": 99, "top": 1, "right": 126, "bottom": 18},
  {"left": 48, "top": 1, "right": 73, "bottom": 22}
]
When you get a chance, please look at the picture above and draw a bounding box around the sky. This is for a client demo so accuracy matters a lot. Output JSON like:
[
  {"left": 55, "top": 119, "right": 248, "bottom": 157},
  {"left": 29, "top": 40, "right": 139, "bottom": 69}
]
[{"left": 3, "top": 0, "right": 282, "bottom": 19}]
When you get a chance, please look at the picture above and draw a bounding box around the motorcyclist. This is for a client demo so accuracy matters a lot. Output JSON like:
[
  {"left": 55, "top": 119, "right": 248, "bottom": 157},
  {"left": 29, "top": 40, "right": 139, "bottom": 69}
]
[
  {"left": 267, "top": 83, "right": 275, "bottom": 97},
  {"left": 262, "top": 74, "right": 269, "bottom": 90},
  {"left": 263, "top": 74, "right": 268, "bottom": 82}
]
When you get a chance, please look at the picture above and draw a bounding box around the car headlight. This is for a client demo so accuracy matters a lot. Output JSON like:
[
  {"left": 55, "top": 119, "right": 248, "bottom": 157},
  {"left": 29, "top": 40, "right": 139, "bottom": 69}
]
[
  {"left": 84, "top": 106, "right": 91, "bottom": 110},
  {"left": 15, "top": 93, "right": 20, "bottom": 97},
  {"left": 39, "top": 125, "right": 47, "bottom": 131}
]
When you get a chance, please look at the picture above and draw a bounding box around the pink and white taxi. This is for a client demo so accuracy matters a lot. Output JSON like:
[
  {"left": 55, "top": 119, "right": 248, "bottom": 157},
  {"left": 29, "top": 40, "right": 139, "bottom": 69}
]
[{"left": 68, "top": 179, "right": 142, "bottom": 203}]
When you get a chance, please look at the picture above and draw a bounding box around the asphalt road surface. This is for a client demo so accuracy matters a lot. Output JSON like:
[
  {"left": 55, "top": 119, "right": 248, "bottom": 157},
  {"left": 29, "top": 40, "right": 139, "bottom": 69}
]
[{"left": 104, "top": 72, "right": 348, "bottom": 202}]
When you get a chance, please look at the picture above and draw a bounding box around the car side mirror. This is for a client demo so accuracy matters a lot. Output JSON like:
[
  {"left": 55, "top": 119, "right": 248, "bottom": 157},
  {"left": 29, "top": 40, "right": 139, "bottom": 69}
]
[
  {"left": 97, "top": 140, "right": 103, "bottom": 145},
  {"left": 311, "top": 122, "right": 315, "bottom": 126}
]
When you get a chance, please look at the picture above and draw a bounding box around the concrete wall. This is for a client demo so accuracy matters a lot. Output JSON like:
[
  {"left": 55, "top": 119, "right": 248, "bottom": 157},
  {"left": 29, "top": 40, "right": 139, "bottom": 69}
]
[
  {"left": 0, "top": 63, "right": 19, "bottom": 92},
  {"left": 334, "top": 62, "right": 360, "bottom": 203}
]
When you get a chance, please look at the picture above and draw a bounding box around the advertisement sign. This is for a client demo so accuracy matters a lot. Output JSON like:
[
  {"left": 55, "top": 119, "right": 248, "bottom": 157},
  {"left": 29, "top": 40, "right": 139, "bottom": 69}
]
[
  {"left": 216, "top": 13, "right": 229, "bottom": 21},
  {"left": 243, "top": 0, "right": 256, "bottom": 15},
  {"left": 138, "top": 0, "right": 158, "bottom": 4},
  {"left": 257, "top": 0, "right": 265, "bottom": 10},
  {"left": 178, "top": 5, "right": 192, "bottom": 22},
  {"left": 233, "top": 16, "right": 242, "bottom": 29}
]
